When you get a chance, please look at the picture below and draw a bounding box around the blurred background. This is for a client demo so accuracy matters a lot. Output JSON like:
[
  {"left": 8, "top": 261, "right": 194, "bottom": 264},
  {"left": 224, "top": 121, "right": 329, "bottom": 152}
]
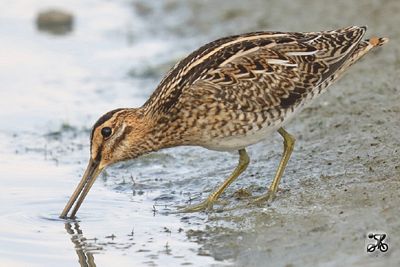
[{"left": 0, "top": 0, "right": 399, "bottom": 266}]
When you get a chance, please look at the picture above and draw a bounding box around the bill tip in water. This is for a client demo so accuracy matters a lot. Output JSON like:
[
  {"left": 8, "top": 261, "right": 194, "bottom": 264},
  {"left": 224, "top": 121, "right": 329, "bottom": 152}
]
[{"left": 59, "top": 213, "right": 76, "bottom": 220}]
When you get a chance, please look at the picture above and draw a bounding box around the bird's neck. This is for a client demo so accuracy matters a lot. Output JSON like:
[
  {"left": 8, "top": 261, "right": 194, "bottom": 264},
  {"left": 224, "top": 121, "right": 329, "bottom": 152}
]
[{"left": 125, "top": 108, "right": 190, "bottom": 156}]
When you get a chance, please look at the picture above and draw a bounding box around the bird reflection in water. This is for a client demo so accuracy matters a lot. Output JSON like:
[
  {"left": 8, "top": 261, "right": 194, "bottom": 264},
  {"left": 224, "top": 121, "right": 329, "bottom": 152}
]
[{"left": 64, "top": 222, "right": 101, "bottom": 267}]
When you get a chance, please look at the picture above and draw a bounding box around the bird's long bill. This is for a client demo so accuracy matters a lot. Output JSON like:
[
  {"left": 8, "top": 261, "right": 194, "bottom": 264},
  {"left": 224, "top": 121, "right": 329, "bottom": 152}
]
[{"left": 60, "top": 159, "right": 103, "bottom": 219}]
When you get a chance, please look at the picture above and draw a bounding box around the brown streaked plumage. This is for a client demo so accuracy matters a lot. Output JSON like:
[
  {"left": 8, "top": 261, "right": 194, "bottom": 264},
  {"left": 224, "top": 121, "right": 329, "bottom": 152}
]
[{"left": 60, "top": 26, "right": 388, "bottom": 219}]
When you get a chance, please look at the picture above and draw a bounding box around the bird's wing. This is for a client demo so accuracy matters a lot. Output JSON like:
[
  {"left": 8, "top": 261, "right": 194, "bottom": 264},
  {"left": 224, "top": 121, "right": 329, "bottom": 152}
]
[{"left": 144, "top": 26, "right": 366, "bottom": 116}]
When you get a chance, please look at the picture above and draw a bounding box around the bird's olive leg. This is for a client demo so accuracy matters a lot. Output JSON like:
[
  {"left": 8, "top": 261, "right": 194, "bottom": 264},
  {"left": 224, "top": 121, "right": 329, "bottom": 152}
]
[
  {"left": 255, "top": 127, "right": 295, "bottom": 202},
  {"left": 180, "top": 149, "right": 250, "bottom": 213}
]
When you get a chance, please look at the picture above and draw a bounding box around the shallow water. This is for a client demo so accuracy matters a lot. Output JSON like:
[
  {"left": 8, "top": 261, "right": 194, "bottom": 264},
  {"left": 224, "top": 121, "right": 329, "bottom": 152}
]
[
  {"left": 1, "top": 0, "right": 400, "bottom": 266},
  {"left": 0, "top": 147, "right": 221, "bottom": 266}
]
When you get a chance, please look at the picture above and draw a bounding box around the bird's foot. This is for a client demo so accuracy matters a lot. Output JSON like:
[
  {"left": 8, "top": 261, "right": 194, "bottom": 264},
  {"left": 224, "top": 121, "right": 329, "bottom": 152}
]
[
  {"left": 177, "top": 198, "right": 216, "bottom": 213},
  {"left": 251, "top": 189, "right": 276, "bottom": 205}
]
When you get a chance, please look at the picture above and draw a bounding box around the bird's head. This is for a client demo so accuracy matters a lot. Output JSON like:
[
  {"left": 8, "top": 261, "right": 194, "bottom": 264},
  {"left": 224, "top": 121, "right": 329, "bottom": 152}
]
[
  {"left": 90, "top": 108, "right": 141, "bottom": 169},
  {"left": 60, "top": 108, "right": 152, "bottom": 219}
]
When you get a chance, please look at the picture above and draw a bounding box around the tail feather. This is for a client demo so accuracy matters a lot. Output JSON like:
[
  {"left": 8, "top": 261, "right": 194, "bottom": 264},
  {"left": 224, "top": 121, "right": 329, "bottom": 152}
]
[
  {"left": 345, "top": 35, "right": 388, "bottom": 67},
  {"left": 367, "top": 36, "right": 389, "bottom": 47}
]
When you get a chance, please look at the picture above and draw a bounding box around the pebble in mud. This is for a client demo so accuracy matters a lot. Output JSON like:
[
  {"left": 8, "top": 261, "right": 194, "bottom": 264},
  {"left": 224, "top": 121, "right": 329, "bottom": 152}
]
[{"left": 36, "top": 9, "right": 74, "bottom": 35}]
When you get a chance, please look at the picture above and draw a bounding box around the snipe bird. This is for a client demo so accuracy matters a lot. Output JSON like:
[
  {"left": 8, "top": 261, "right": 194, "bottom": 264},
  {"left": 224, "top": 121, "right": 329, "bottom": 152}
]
[{"left": 60, "top": 26, "right": 388, "bottom": 219}]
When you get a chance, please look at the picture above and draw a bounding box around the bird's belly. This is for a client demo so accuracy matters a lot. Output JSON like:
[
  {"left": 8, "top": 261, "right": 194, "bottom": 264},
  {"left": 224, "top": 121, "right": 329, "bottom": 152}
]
[
  {"left": 198, "top": 107, "right": 302, "bottom": 152},
  {"left": 200, "top": 123, "right": 282, "bottom": 152}
]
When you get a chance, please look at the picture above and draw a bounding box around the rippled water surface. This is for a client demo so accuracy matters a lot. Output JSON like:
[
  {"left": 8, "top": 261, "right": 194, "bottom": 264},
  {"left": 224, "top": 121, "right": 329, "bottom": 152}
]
[{"left": 1, "top": 0, "right": 400, "bottom": 266}]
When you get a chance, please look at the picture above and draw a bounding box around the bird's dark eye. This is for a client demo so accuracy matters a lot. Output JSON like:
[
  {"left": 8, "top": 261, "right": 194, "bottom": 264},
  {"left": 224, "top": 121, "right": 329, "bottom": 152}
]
[{"left": 101, "top": 127, "right": 112, "bottom": 138}]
